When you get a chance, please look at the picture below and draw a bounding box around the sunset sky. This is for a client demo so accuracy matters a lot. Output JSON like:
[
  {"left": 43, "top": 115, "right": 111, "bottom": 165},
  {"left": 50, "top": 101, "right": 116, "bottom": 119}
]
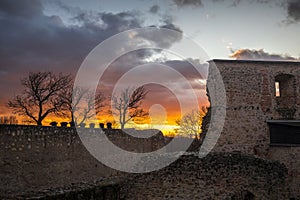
[{"left": 0, "top": 0, "right": 300, "bottom": 131}]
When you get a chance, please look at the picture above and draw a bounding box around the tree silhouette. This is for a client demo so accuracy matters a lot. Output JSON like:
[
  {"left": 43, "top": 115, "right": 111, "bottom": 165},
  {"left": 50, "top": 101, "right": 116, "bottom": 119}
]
[
  {"left": 112, "top": 86, "right": 149, "bottom": 129},
  {"left": 60, "top": 86, "right": 105, "bottom": 126},
  {"left": 8, "top": 72, "right": 71, "bottom": 125}
]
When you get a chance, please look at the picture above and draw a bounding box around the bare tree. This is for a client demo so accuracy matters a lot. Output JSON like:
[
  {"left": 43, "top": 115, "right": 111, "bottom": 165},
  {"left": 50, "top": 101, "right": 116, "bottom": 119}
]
[
  {"left": 112, "top": 86, "right": 149, "bottom": 129},
  {"left": 176, "top": 107, "right": 207, "bottom": 140},
  {"left": 8, "top": 72, "right": 71, "bottom": 125},
  {"left": 60, "top": 86, "right": 105, "bottom": 126}
]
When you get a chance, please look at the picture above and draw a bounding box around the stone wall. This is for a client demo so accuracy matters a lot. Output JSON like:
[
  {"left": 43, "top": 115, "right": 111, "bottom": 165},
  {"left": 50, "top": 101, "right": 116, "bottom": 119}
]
[
  {"left": 208, "top": 60, "right": 300, "bottom": 198},
  {"left": 121, "top": 153, "right": 289, "bottom": 200},
  {"left": 2, "top": 59, "right": 300, "bottom": 199},
  {"left": 4, "top": 178, "right": 124, "bottom": 200},
  {"left": 3, "top": 153, "right": 290, "bottom": 200},
  {"left": 0, "top": 125, "right": 165, "bottom": 196},
  {"left": 269, "top": 146, "right": 300, "bottom": 198}
]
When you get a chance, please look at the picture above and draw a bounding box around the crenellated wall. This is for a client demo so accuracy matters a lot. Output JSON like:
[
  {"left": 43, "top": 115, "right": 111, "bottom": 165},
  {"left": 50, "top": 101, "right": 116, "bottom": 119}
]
[
  {"left": 2, "top": 59, "right": 300, "bottom": 199},
  {"left": 0, "top": 125, "right": 165, "bottom": 196}
]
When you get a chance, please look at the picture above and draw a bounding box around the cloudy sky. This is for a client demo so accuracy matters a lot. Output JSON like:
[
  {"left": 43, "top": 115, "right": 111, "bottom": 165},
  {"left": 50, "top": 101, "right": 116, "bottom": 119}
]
[{"left": 0, "top": 0, "right": 299, "bottom": 127}]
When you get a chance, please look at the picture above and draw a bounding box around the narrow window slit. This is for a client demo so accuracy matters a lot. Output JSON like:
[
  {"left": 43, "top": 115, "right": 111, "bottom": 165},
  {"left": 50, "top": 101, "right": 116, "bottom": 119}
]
[{"left": 275, "top": 82, "right": 280, "bottom": 97}]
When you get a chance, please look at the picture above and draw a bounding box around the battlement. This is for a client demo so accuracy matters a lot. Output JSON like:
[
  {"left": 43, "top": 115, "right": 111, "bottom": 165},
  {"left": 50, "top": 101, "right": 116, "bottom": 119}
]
[
  {"left": 0, "top": 125, "right": 165, "bottom": 194},
  {"left": 2, "top": 60, "right": 300, "bottom": 199},
  {"left": 0, "top": 125, "right": 165, "bottom": 152}
]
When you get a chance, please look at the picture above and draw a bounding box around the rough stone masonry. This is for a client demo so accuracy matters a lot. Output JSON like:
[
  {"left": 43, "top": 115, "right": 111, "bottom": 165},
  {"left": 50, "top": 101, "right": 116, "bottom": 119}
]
[
  {"left": 208, "top": 59, "right": 300, "bottom": 199},
  {"left": 1, "top": 59, "right": 300, "bottom": 199}
]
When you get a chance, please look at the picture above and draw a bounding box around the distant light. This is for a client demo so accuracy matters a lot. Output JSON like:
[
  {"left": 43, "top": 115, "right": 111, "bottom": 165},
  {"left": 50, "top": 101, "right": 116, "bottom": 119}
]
[{"left": 275, "top": 82, "right": 280, "bottom": 97}]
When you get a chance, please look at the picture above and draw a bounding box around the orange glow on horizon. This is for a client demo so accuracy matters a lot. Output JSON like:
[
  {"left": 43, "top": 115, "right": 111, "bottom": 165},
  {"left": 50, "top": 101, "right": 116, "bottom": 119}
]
[
  {"left": 1, "top": 101, "right": 209, "bottom": 137},
  {"left": 1, "top": 83, "right": 209, "bottom": 137}
]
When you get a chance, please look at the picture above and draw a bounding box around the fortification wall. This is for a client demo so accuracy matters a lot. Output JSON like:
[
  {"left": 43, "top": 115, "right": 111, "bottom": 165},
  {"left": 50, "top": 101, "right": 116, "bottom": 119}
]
[
  {"left": 2, "top": 60, "right": 300, "bottom": 199},
  {"left": 4, "top": 179, "right": 123, "bottom": 200},
  {"left": 0, "top": 125, "right": 165, "bottom": 195},
  {"left": 208, "top": 60, "right": 300, "bottom": 198},
  {"left": 122, "top": 153, "right": 289, "bottom": 200},
  {"left": 269, "top": 146, "right": 300, "bottom": 197},
  {"left": 3, "top": 153, "right": 290, "bottom": 200}
]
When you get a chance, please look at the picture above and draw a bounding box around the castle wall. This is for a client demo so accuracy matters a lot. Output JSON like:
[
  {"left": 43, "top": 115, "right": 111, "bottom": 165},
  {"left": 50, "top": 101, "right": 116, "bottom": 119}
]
[
  {"left": 208, "top": 60, "right": 300, "bottom": 198},
  {"left": 3, "top": 153, "right": 290, "bottom": 200},
  {"left": 121, "top": 153, "right": 289, "bottom": 200},
  {"left": 0, "top": 125, "right": 165, "bottom": 195},
  {"left": 2, "top": 60, "right": 300, "bottom": 199}
]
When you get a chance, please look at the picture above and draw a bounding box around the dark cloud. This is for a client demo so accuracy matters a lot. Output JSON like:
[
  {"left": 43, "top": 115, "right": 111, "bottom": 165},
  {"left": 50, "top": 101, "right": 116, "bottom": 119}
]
[
  {"left": 157, "top": 23, "right": 183, "bottom": 48},
  {"left": 100, "top": 57, "right": 206, "bottom": 90},
  {"left": 172, "top": 0, "right": 203, "bottom": 7},
  {"left": 0, "top": 0, "right": 43, "bottom": 18},
  {"left": 211, "top": 0, "right": 272, "bottom": 7},
  {"left": 135, "top": 23, "right": 183, "bottom": 50},
  {"left": 149, "top": 5, "right": 160, "bottom": 13},
  {"left": 163, "top": 60, "right": 205, "bottom": 80},
  {"left": 0, "top": 2, "right": 143, "bottom": 72},
  {"left": 98, "top": 58, "right": 207, "bottom": 115},
  {"left": 51, "top": 0, "right": 82, "bottom": 15},
  {"left": 229, "top": 0, "right": 241, "bottom": 7},
  {"left": 285, "top": 0, "right": 300, "bottom": 23},
  {"left": 230, "top": 49, "right": 299, "bottom": 60},
  {"left": 211, "top": 0, "right": 300, "bottom": 24},
  {"left": 0, "top": 0, "right": 183, "bottom": 110}
]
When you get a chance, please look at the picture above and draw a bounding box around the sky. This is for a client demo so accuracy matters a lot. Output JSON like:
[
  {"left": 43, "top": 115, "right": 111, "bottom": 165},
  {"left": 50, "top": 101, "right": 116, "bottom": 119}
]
[{"left": 0, "top": 0, "right": 300, "bottom": 129}]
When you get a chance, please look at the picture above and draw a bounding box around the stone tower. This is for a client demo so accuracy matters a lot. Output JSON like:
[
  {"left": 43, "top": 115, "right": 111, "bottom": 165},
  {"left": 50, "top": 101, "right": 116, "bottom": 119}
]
[{"left": 207, "top": 59, "right": 300, "bottom": 198}]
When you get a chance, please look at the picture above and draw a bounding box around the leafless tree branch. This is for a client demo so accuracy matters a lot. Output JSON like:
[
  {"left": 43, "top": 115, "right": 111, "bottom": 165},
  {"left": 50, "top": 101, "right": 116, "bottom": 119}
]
[
  {"left": 112, "top": 86, "right": 149, "bottom": 129},
  {"left": 8, "top": 72, "right": 72, "bottom": 125}
]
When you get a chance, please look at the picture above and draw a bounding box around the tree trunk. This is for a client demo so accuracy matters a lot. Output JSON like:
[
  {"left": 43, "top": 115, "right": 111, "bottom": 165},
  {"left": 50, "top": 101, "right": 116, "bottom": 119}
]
[
  {"left": 37, "top": 120, "right": 42, "bottom": 126},
  {"left": 122, "top": 112, "right": 126, "bottom": 129},
  {"left": 71, "top": 114, "right": 74, "bottom": 125}
]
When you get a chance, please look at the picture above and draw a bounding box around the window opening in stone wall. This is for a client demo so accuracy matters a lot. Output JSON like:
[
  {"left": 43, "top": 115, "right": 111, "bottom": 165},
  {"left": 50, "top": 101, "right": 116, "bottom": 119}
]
[
  {"left": 274, "top": 74, "right": 295, "bottom": 100},
  {"left": 275, "top": 82, "right": 280, "bottom": 97},
  {"left": 274, "top": 74, "right": 296, "bottom": 119}
]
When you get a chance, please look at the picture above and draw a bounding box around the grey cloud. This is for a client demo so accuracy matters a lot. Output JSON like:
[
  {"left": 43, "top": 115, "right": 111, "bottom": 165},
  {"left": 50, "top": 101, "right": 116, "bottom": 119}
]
[
  {"left": 211, "top": 0, "right": 240, "bottom": 7},
  {"left": 51, "top": 0, "right": 82, "bottom": 15},
  {"left": 0, "top": 0, "right": 184, "bottom": 104},
  {"left": 158, "top": 23, "right": 183, "bottom": 48},
  {"left": 101, "top": 12, "right": 142, "bottom": 32},
  {"left": 230, "top": 49, "right": 299, "bottom": 60},
  {"left": 172, "top": 0, "right": 203, "bottom": 7},
  {"left": 98, "top": 58, "right": 207, "bottom": 110},
  {"left": 286, "top": 0, "right": 300, "bottom": 23},
  {"left": 212, "top": 0, "right": 272, "bottom": 7},
  {"left": 230, "top": 0, "right": 241, "bottom": 7},
  {"left": 149, "top": 5, "right": 160, "bottom": 14},
  {"left": 163, "top": 60, "right": 205, "bottom": 80},
  {"left": 212, "top": 0, "right": 300, "bottom": 24},
  {"left": 100, "top": 58, "right": 205, "bottom": 89},
  {"left": 0, "top": 6, "right": 143, "bottom": 72},
  {"left": 0, "top": 0, "right": 43, "bottom": 18},
  {"left": 134, "top": 23, "right": 183, "bottom": 50}
]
